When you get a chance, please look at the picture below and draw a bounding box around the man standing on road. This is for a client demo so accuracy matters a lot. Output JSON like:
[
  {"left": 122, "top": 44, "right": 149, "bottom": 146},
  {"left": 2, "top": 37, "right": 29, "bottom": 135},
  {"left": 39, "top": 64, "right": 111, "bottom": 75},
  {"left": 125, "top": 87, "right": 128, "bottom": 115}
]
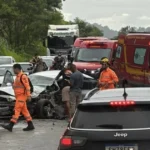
[
  {"left": 98, "top": 57, "right": 119, "bottom": 90},
  {"left": 56, "top": 63, "right": 72, "bottom": 119},
  {"left": 69, "top": 64, "right": 83, "bottom": 118},
  {"left": 1, "top": 64, "right": 35, "bottom": 132}
]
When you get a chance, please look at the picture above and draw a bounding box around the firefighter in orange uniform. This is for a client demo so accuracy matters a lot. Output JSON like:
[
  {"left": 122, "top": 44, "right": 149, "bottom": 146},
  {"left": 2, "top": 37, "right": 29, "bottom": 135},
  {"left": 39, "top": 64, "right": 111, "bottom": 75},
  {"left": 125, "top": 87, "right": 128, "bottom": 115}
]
[
  {"left": 1, "top": 64, "right": 35, "bottom": 132},
  {"left": 98, "top": 57, "right": 119, "bottom": 90}
]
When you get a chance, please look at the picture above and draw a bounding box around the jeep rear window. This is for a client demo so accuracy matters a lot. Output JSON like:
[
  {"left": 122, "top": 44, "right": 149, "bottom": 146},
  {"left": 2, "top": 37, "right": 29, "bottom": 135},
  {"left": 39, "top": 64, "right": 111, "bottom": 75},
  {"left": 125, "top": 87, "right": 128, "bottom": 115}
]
[{"left": 71, "top": 104, "right": 150, "bottom": 129}]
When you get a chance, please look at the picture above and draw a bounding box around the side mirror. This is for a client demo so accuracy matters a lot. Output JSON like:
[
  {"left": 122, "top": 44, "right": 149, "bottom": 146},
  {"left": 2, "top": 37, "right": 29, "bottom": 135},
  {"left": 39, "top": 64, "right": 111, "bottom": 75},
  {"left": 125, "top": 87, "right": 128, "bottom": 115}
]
[
  {"left": 6, "top": 83, "right": 12, "bottom": 86},
  {"left": 46, "top": 85, "right": 51, "bottom": 90},
  {"left": 70, "top": 56, "right": 74, "bottom": 63},
  {"left": 67, "top": 54, "right": 71, "bottom": 61},
  {"left": 67, "top": 55, "right": 74, "bottom": 62}
]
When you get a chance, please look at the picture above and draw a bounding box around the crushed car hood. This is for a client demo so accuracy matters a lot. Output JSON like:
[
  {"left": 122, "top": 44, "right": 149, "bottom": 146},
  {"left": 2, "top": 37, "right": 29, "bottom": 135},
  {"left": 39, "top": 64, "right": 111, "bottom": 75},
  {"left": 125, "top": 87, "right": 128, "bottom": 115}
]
[{"left": 0, "top": 86, "right": 45, "bottom": 98}]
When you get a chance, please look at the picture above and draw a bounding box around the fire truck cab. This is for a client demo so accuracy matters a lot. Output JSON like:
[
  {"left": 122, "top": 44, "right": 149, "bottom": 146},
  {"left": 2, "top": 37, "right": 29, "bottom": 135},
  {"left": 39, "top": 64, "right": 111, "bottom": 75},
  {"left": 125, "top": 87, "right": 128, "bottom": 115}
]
[
  {"left": 72, "top": 39, "right": 118, "bottom": 78},
  {"left": 72, "top": 37, "right": 108, "bottom": 57},
  {"left": 113, "top": 32, "right": 150, "bottom": 87}
]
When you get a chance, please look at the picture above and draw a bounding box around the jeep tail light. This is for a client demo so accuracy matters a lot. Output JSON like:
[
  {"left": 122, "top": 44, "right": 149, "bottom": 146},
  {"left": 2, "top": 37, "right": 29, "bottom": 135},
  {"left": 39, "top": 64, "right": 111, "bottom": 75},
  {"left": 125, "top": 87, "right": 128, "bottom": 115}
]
[
  {"left": 60, "top": 137, "right": 72, "bottom": 147},
  {"left": 110, "top": 100, "right": 135, "bottom": 106},
  {"left": 60, "top": 136, "right": 87, "bottom": 148}
]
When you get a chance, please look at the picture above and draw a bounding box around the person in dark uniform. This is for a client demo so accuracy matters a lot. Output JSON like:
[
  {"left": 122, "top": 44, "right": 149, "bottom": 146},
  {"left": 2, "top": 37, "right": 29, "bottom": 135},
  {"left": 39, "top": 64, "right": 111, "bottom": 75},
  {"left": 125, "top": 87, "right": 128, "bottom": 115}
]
[
  {"left": 56, "top": 63, "right": 72, "bottom": 119},
  {"left": 52, "top": 52, "right": 65, "bottom": 70}
]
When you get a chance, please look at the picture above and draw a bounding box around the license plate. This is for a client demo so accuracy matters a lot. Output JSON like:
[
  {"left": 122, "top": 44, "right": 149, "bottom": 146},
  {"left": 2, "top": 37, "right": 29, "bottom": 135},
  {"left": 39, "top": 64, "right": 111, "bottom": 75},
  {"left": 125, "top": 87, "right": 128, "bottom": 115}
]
[{"left": 105, "top": 144, "right": 138, "bottom": 150}]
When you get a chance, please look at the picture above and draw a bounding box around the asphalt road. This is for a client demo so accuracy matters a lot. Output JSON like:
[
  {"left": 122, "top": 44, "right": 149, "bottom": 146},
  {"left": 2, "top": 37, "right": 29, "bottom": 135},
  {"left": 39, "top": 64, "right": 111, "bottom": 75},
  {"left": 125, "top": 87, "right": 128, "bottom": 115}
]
[{"left": 0, "top": 119, "right": 68, "bottom": 150}]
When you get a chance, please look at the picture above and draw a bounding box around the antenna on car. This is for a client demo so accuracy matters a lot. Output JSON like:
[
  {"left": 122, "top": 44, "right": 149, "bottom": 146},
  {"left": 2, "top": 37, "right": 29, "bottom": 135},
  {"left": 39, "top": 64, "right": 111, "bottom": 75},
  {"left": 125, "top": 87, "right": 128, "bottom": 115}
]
[{"left": 122, "top": 79, "right": 128, "bottom": 101}]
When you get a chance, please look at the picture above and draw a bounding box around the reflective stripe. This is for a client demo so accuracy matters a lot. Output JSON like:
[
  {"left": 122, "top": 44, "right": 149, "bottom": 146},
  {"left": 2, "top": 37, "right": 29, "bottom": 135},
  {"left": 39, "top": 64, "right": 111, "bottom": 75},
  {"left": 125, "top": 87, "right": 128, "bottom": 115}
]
[
  {"left": 101, "top": 76, "right": 110, "bottom": 79},
  {"left": 26, "top": 116, "right": 31, "bottom": 119},
  {"left": 13, "top": 86, "right": 24, "bottom": 89},
  {"left": 25, "top": 116, "right": 32, "bottom": 121},
  {"left": 12, "top": 117, "right": 17, "bottom": 120},
  {"left": 18, "top": 100, "right": 24, "bottom": 103}
]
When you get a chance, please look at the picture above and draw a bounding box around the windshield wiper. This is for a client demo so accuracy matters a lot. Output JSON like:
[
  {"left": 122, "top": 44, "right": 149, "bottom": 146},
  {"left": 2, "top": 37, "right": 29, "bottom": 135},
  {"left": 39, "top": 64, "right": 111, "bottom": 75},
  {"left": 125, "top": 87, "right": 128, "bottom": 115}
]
[{"left": 96, "top": 124, "right": 123, "bottom": 129}]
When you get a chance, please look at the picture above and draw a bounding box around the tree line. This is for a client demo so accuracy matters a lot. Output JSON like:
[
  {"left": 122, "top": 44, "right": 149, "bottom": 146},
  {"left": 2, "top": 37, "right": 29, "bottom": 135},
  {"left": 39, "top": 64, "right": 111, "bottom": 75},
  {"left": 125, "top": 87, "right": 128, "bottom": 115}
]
[
  {"left": 0, "top": 0, "right": 146, "bottom": 61},
  {"left": 0, "top": 0, "right": 103, "bottom": 60}
]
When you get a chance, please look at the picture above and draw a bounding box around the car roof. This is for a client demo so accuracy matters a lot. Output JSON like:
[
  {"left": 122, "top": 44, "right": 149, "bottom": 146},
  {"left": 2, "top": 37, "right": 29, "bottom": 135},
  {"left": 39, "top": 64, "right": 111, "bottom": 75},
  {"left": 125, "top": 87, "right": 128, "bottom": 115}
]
[
  {"left": 82, "top": 87, "right": 150, "bottom": 104},
  {"left": 41, "top": 56, "right": 54, "bottom": 58},
  {"left": 0, "top": 56, "right": 14, "bottom": 58},
  {"left": 18, "top": 62, "right": 31, "bottom": 64},
  {"left": 29, "top": 70, "right": 94, "bottom": 79},
  {"left": 0, "top": 64, "right": 14, "bottom": 67}
]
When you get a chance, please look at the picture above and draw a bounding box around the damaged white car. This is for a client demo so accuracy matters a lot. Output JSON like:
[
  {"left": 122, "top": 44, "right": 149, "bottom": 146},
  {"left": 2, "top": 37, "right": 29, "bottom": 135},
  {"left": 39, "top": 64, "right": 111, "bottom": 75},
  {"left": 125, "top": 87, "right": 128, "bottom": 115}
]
[{"left": 0, "top": 70, "right": 97, "bottom": 119}]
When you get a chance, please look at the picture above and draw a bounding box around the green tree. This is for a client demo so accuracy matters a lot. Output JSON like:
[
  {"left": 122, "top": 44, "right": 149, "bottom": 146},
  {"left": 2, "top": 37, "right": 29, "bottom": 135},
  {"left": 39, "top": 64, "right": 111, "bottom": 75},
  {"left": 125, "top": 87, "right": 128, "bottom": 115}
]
[
  {"left": 71, "top": 17, "right": 103, "bottom": 37},
  {"left": 0, "top": 0, "right": 64, "bottom": 58},
  {"left": 119, "top": 26, "right": 136, "bottom": 35}
]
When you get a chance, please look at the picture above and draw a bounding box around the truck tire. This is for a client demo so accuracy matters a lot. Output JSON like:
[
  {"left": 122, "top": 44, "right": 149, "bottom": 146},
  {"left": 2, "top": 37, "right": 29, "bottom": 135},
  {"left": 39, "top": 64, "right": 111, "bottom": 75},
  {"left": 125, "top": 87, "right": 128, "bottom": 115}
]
[{"left": 36, "top": 99, "right": 53, "bottom": 119}]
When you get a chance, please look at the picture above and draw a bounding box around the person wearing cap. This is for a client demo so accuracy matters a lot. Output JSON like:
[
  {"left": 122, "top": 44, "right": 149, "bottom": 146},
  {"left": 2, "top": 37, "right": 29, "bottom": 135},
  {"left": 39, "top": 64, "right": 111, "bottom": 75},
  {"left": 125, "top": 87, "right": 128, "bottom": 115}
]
[
  {"left": 53, "top": 52, "right": 65, "bottom": 70},
  {"left": 98, "top": 57, "right": 119, "bottom": 90},
  {"left": 30, "top": 53, "right": 40, "bottom": 65},
  {"left": 33, "top": 58, "right": 48, "bottom": 73}
]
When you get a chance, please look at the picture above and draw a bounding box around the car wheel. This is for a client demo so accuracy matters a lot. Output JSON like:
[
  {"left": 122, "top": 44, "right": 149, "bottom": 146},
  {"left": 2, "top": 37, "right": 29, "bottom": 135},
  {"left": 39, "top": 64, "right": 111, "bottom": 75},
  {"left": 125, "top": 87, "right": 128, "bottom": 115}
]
[{"left": 36, "top": 99, "right": 54, "bottom": 119}]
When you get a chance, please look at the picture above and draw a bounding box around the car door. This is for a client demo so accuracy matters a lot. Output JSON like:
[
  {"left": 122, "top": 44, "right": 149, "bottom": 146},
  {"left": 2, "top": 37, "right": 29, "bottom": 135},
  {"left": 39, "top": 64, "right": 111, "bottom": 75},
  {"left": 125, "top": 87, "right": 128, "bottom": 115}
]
[
  {"left": 126, "top": 46, "right": 148, "bottom": 87},
  {"left": 1, "top": 70, "right": 14, "bottom": 87}
]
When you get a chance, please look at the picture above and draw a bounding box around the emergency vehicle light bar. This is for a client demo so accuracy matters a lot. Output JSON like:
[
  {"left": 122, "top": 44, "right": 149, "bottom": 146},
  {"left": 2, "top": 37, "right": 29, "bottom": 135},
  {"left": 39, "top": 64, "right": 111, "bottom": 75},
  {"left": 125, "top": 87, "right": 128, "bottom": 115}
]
[
  {"left": 110, "top": 101, "right": 135, "bottom": 106},
  {"left": 87, "top": 41, "right": 107, "bottom": 47},
  {"left": 129, "top": 32, "right": 150, "bottom": 34}
]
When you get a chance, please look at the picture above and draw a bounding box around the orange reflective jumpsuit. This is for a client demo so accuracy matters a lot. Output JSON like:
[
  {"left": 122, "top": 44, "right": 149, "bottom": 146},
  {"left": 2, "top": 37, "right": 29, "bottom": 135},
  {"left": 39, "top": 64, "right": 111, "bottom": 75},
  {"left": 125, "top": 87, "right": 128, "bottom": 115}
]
[
  {"left": 99, "top": 68, "right": 119, "bottom": 90},
  {"left": 11, "top": 72, "right": 32, "bottom": 123}
]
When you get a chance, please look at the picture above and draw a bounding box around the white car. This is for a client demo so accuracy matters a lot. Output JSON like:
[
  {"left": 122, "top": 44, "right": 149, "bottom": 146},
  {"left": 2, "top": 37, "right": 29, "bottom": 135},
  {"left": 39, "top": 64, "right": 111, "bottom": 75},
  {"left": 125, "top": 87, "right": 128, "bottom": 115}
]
[
  {"left": 0, "top": 63, "right": 32, "bottom": 86},
  {"left": 18, "top": 62, "right": 33, "bottom": 75},
  {"left": 0, "top": 64, "right": 16, "bottom": 86},
  {"left": 0, "top": 56, "right": 15, "bottom": 65}
]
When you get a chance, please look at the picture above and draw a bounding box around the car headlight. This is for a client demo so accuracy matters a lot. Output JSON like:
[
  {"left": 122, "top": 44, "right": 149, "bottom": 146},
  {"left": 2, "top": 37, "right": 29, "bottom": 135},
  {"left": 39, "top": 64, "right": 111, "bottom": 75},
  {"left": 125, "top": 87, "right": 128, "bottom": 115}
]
[
  {"left": 84, "top": 69, "right": 87, "bottom": 73},
  {"left": 91, "top": 70, "right": 95, "bottom": 74}
]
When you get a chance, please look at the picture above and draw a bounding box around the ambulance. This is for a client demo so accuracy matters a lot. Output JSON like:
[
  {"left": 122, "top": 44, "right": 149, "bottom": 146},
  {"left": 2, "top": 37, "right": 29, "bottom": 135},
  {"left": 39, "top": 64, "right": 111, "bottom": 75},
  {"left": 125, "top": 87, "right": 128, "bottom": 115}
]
[{"left": 113, "top": 32, "right": 150, "bottom": 87}]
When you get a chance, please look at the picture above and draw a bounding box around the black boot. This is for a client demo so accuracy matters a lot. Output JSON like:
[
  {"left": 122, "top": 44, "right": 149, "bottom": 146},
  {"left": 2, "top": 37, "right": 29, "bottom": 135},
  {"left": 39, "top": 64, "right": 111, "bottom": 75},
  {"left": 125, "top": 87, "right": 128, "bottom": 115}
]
[
  {"left": 1, "top": 121, "right": 14, "bottom": 132},
  {"left": 23, "top": 121, "right": 35, "bottom": 131}
]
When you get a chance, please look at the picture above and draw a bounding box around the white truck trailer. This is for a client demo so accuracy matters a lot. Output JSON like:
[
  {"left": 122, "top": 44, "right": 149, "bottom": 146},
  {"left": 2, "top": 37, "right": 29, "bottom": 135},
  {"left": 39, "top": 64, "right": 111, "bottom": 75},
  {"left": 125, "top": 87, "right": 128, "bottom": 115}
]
[{"left": 44, "top": 24, "right": 79, "bottom": 56}]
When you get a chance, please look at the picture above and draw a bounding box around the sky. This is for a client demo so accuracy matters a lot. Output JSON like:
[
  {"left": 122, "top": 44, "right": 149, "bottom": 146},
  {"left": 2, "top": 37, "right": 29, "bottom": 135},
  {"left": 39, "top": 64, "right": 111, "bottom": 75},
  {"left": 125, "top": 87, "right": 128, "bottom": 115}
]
[{"left": 62, "top": 0, "right": 150, "bottom": 31}]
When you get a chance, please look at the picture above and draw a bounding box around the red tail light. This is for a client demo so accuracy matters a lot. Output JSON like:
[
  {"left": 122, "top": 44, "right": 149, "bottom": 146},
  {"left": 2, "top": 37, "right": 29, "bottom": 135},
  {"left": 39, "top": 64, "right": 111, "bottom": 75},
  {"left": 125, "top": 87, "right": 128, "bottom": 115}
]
[
  {"left": 60, "top": 136, "right": 87, "bottom": 148},
  {"left": 110, "top": 100, "right": 135, "bottom": 106},
  {"left": 60, "top": 137, "right": 72, "bottom": 146}
]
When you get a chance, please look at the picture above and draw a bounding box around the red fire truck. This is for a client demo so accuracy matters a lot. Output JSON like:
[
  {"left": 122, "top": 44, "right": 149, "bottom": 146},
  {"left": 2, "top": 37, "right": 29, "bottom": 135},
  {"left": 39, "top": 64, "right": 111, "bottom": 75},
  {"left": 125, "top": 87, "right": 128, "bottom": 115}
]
[
  {"left": 72, "top": 37, "right": 108, "bottom": 57},
  {"left": 72, "top": 39, "right": 118, "bottom": 78}
]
